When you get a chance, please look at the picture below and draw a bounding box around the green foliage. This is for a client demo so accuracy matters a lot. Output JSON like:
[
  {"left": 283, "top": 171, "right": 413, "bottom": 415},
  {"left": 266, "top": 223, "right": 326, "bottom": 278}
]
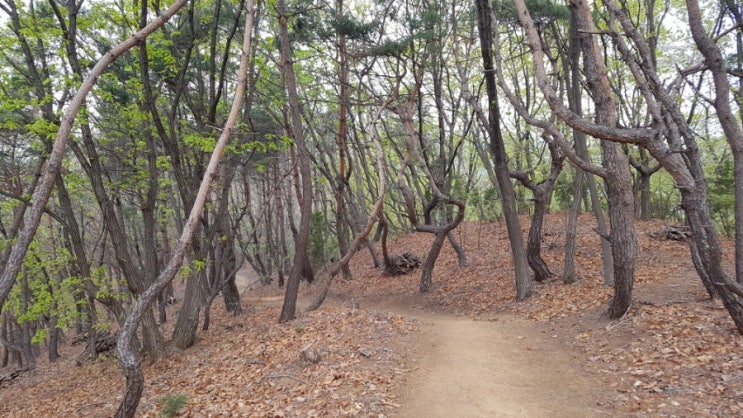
[
  {"left": 709, "top": 158, "right": 735, "bottom": 235},
  {"left": 184, "top": 132, "right": 217, "bottom": 153},
  {"left": 366, "top": 39, "right": 411, "bottom": 57},
  {"left": 288, "top": 5, "right": 379, "bottom": 44},
  {"left": 192, "top": 259, "right": 207, "bottom": 272},
  {"left": 554, "top": 167, "right": 580, "bottom": 210},
  {"left": 1, "top": 240, "right": 83, "bottom": 340},
  {"left": 330, "top": 15, "right": 378, "bottom": 40},
  {"left": 159, "top": 393, "right": 188, "bottom": 418},
  {"left": 468, "top": 186, "right": 502, "bottom": 220}
]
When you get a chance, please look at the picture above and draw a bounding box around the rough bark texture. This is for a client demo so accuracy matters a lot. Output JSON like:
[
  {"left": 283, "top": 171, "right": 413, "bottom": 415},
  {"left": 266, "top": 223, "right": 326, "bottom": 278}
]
[
  {"left": 686, "top": 0, "right": 743, "bottom": 284},
  {"left": 115, "top": 4, "right": 255, "bottom": 416},
  {"left": 511, "top": 143, "right": 563, "bottom": 282},
  {"left": 476, "top": 0, "right": 533, "bottom": 300},
  {"left": 571, "top": 0, "right": 637, "bottom": 318},
  {"left": 278, "top": 0, "right": 314, "bottom": 322}
]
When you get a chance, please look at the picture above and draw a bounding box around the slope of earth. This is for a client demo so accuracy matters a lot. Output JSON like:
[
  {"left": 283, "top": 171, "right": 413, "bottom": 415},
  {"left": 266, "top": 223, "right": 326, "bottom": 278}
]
[
  {"left": 268, "top": 212, "right": 742, "bottom": 417},
  {"left": 0, "top": 303, "right": 420, "bottom": 417},
  {"left": 1, "top": 212, "right": 741, "bottom": 417}
]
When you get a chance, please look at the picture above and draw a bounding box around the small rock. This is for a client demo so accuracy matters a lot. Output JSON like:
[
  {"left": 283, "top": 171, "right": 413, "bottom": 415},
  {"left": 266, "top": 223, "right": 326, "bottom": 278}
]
[{"left": 300, "top": 344, "right": 321, "bottom": 363}]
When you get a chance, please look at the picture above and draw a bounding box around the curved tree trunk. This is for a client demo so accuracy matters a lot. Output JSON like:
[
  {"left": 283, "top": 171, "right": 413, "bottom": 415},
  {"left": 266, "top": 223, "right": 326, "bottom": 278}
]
[
  {"left": 526, "top": 196, "right": 553, "bottom": 282},
  {"left": 278, "top": 0, "right": 314, "bottom": 322},
  {"left": 475, "top": 0, "right": 533, "bottom": 300},
  {"left": 511, "top": 143, "right": 563, "bottom": 282},
  {"left": 115, "top": 4, "right": 255, "bottom": 415}
]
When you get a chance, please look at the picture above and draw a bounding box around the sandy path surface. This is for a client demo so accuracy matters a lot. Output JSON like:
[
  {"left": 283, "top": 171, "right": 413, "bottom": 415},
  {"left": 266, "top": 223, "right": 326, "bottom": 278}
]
[
  {"left": 236, "top": 267, "right": 614, "bottom": 417},
  {"left": 393, "top": 311, "right": 612, "bottom": 418}
]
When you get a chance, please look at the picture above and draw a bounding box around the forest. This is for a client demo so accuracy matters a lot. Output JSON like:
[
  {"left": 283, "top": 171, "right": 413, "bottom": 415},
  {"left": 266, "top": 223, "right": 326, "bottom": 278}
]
[{"left": 0, "top": 0, "right": 742, "bottom": 416}]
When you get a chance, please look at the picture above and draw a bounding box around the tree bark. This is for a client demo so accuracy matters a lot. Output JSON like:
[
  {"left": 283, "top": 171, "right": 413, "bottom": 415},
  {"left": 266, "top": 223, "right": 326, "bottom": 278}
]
[
  {"left": 571, "top": 0, "right": 637, "bottom": 317},
  {"left": 475, "top": 0, "right": 533, "bottom": 300},
  {"left": 686, "top": 0, "right": 743, "bottom": 284},
  {"left": 511, "top": 142, "right": 563, "bottom": 282},
  {"left": 278, "top": 0, "right": 314, "bottom": 323},
  {"left": 0, "top": 0, "right": 190, "bottom": 322},
  {"left": 563, "top": 168, "right": 584, "bottom": 284},
  {"left": 115, "top": 3, "right": 255, "bottom": 415}
]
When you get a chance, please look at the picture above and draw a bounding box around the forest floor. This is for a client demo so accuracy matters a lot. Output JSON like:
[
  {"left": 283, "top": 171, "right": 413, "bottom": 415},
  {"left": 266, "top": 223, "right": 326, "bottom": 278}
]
[{"left": 1, "top": 212, "right": 743, "bottom": 417}]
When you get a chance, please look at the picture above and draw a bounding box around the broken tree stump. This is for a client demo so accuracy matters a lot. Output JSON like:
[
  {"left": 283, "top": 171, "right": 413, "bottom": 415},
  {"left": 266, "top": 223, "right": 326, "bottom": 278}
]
[
  {"left": 384, "top": 252, "right": 421, "bottom": 276},
  {"left": 648, "top": 225, "right": 691, "bottom": 241}
]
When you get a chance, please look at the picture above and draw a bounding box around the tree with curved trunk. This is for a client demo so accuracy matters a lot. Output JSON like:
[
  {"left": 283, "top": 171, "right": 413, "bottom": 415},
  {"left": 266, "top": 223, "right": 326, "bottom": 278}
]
[
  {"left": 510, "top": 0, "right": 639, "bottom": 318},
  {"left": 475, "top": 0, "right": 533, "bottom": 300},
  {"left": 114, "top": 3, "right": 255, "bottom": 416},
  {"left": 393, "top": 63, "right": 466, "bottom": 293},
  {"left": 305, "top": 97, "right": 390, "bottom": 311},
  {"left": 0, "top": 0, "right": 189, "bottom": 326},
  {"left": 277, "top": 0, "right": 314, "bottom": 323},
  {"left": 512, "top": 0, "right": 743, "bottom": 328},
  {"left": 688, "top": 0, "right": 743, "bottom": 284},
  {"left": 510, "top": 141, "right": 564, "bottom": 282}
]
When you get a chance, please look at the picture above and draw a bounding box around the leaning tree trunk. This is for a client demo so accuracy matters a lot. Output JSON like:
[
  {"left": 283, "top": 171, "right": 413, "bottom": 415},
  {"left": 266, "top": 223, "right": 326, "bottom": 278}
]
[
  {"left": 115, "top": 4, "right": 255, "bottom": 416},
  {"left": 686, "top": 0, "right": 743, "bottom": 285},
  {"left": 475, "top": 0, "right": 533, "bottom": 300},
  {"left": 278, "top": 0, "right": 314, "bottom": 322}
]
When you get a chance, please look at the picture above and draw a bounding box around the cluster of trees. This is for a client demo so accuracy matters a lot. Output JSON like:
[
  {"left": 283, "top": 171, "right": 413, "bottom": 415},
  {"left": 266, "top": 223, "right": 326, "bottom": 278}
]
[{"left": 0, "top": 0, "right": 741, "bottom": 415}]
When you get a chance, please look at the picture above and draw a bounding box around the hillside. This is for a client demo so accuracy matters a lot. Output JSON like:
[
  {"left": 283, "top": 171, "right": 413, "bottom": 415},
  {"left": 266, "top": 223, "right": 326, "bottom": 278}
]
[{"left": 1, "top": 212, "right": 741, "bottom": 417}]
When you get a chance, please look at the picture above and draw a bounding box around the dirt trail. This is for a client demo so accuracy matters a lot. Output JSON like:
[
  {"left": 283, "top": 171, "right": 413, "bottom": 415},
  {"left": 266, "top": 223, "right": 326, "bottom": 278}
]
[
  {"left": 392, "top": 310, "right": 612, "bottom": 418},
  {"left": 236, "top": 268, "right": 615, "bottom": 417}
]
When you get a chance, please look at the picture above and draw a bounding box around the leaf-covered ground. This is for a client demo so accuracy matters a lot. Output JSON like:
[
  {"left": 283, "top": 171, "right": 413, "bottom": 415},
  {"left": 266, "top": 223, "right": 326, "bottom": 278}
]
[{"left": 1, "top": 212, "right": 741, "bottom": 417}]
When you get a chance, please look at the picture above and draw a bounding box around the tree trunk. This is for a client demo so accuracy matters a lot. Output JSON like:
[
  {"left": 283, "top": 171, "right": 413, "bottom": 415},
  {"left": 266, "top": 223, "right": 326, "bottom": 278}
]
[
  {"left": 172, "top": 272, "right": 204, "bottom": 349},
  {"left": 526, "top": 193, "right": 553, "bottom": 281},
  {"left": 564, "top": 12, "right": 614, "bottom": 286},
  {"left": 278, "top": 0, "right": 314, "bottom": 322},
  {"left": 686, "top": 0, "right": 743, "bottom": 285},
  {"left": 563, "top": 169, "right": 584, "bottom": 284},
  {"left": 475, "top": 0, "right": 533, "bottom": 300},
  {"left": 602, "top": 142, "right": 637, "bottom": 318},
  {"left": 115, "top": 3, "right": 255, "bottom": 415},
  {"left": 335, "top": 0, "right": 353, "bottom": 281},
  {"left": 570, "top": 0, "right": 637, "bottom": 317}
]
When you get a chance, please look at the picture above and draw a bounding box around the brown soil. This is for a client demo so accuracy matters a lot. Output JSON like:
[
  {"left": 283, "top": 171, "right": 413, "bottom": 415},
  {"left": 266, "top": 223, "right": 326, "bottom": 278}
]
[
  {"left": 393, "top": 312, "right": 612, "bottom": 418},
  {"left": 1, "top": 212, "right": 741, "bottom": 417}
]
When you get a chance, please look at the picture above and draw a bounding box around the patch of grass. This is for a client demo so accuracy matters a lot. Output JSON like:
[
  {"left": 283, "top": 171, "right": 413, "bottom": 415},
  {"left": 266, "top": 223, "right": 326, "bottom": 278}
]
[{"left": 159, "top": 393, "right": 188, "bottom": 417}]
